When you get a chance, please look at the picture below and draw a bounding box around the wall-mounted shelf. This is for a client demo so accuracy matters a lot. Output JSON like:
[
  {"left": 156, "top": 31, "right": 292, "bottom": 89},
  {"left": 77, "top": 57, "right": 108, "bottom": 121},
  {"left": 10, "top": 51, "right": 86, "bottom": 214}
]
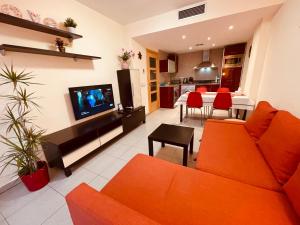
[
  {"left": 0, "top": 13, "right": 82, "bottom": 40},
  {"left": 0, "top": 44, "right": 101, "bottom": 60}
]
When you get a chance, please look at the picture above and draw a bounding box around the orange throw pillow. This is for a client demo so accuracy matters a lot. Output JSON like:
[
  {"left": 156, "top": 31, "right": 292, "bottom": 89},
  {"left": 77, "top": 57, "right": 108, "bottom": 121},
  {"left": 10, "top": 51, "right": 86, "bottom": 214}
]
[
  {"left": 284, "top": 164, "right": 300, "bottom": 217},
  {"left": 257, "top": 111, "right": 300, "bottom": 184},
  {"left": 244, "top": 101, "right": 277, "bottom": 141}
]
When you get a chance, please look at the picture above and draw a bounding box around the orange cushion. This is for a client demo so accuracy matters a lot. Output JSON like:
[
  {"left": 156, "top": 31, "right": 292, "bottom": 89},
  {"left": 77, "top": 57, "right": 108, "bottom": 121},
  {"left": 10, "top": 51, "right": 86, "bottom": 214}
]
[
  {"left": 258, "top": 111, "right": 300, "bottom": 184},
  {"left": 284, "top": 164, "right": 300, "bottom": 218},
  {"left": 244, "top": 101, "right": 278, "bottom": 141},
  {"left": 101, "top": 154, "right": 299, "bottom": 225},
  {"left": 196, "top": 120, "right": 281, "bottom": 191}
]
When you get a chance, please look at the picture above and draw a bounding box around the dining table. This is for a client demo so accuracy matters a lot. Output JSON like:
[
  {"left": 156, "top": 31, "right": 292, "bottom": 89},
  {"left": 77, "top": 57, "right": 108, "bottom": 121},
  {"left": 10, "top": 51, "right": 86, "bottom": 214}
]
[{"left": 175, "top": 92, "right": 255, "bottom": 122}]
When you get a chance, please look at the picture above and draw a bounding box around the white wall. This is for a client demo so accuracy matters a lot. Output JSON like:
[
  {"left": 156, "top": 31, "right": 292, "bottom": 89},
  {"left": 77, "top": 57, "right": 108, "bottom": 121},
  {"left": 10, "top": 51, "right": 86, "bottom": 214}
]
[
  {"left": 242, "top": 19, "right": 272, "bottom": 100},
  {"left": 0, "top": 0, "right": 126, "bottom": 188},
  {"left": 256, "top": 0, "right": 300, "bottom": 117}
]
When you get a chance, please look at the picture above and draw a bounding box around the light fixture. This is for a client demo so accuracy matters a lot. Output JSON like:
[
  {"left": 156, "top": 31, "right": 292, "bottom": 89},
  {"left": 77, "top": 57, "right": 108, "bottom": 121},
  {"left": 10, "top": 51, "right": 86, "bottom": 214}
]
[
  {"left": 182, "top": 35, "right": 186, "bottom": 39},
  {"left": 189, "top": 46, "right": 193, "bottom": 50},
  {"left": 212, "top": 43, "right": 216, "bottom": 47},
  {"left": 207, "top": 37, "right": 211, "bottom": 41},
  {"left": 228, "top": 25, "right": 234, "bottom": 30}
]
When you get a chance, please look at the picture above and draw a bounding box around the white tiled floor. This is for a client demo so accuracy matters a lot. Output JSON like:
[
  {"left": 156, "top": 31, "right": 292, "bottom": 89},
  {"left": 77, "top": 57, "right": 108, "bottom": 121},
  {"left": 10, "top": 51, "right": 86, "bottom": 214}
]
[{"left": 0, "top": 107, "right": 212, "bottom": 225}]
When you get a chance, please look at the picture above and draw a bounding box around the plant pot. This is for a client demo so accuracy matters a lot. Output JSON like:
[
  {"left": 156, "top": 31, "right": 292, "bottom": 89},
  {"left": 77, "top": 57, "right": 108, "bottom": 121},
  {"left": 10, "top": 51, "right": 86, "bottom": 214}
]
[
  {"left": 121, "top": 61, "right": 129, "bottom": 69},
  {"left": 20, "top": 161, "right": 50, "bottom": 192},
  {"left": 57, "top": 46, "right": 66, "bottom": 53},
  {"left": 67, "top": 27, "right": 76, "bottom": 33}
]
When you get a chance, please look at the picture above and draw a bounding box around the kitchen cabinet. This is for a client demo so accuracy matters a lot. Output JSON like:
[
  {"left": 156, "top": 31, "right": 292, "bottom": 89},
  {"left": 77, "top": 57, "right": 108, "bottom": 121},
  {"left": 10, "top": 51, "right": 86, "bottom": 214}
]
[
  {"left": 221, "top": 67, "right": 242, "bottom": 92},
  {"left": 160, "top": 59, "right": 176, "bottom": 73},
  {"left": 224, "top": 43, "right": 246, "bottom": 56},
  {"left": 160, "top": 86, "right": 180, "bottom": 108}
]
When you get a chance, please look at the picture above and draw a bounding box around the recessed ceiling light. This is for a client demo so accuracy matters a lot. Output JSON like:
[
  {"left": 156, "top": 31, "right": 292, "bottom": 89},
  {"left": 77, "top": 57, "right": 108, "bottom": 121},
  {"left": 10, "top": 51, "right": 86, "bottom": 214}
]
[
  {"left": 207, "top": 37, "right": 211, "bottom": 41},
  {"left": 228, "top": 25, "right": 234, "bottom": 30},
  {"left": 182, "top": 35, "right": 186, "bottom": 39},
  {"left": 212, "top": 43, "right": 216, "bottom": 47},
  {"left": 189, "top": 46, "right": 193, "bottom": 50}
]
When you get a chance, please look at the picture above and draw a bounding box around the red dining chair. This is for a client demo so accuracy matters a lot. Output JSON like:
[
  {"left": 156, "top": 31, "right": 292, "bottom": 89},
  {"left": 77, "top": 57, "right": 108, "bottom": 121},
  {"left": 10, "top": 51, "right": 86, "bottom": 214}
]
[
  {"left": 210, "top": 92, "right": 232, "bottom": 118},
  {"left": 196, "top": 86, "right": 207, "bottom": 93},
  {"left": 217, "top": 87, "right": 230, "bottom": 93},
  {"left": 187, "top": 92, "right": 204, "bottom": 124}
]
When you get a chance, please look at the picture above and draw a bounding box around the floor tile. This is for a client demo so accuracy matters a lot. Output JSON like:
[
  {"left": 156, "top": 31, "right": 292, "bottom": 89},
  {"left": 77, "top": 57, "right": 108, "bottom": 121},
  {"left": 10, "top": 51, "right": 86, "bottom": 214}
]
[
  {"left": 42, "top": 204, "right": 73, "bottom": 225},
  {"left": 6, "top": 188, "right": 65, "bottom": 225},
  {"left": 119, "top": 148, "right": 148, "bottom": 161},
  {"left": 81, "top": 154, "right": 117, "bottom": 175},
  {"left": 88, "top": 176, "right": 109, "bottom": 191},
  {"left": 100, "top": 158, "right": 128, "bottom": 180},
  {"left": 0, "top": 183, "right": 50, "bottom": 218},
  {"left": 103, "top": 143, "right": 132, "bottom": 158},
  {"left": 49, "top": 167, "right": 97, "bottom": 196}
]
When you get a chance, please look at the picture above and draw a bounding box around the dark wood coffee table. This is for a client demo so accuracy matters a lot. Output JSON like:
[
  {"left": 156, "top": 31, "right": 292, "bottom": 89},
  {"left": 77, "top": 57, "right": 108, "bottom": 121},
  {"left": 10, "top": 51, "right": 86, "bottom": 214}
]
[{"left": 148, "top": 123, "right": 194, "bottom": 166}]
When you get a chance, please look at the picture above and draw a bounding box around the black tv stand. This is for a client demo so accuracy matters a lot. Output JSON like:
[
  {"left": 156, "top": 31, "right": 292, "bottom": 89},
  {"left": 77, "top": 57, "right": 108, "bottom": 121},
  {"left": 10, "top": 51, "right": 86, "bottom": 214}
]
[{"left": 42, "top": 106, "right": 145, "bottom": 176}]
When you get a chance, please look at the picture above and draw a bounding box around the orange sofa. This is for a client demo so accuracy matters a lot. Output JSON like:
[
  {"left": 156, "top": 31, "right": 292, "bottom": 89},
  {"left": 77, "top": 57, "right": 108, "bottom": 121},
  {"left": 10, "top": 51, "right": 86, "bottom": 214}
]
[{"left": 66, "top": 101, "right": 300, "bottom": 225}]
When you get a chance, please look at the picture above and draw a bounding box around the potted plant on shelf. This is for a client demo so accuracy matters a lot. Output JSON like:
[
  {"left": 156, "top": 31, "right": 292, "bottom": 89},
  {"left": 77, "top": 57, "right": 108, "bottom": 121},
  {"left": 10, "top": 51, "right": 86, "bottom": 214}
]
[
  {"left": 55, "top": 38, "right": 67, "bottom": 53},
  {"left": 0, "top": 64, "right": 49, "bottom": 192},
  {"left": 64, "top": 17, "right": 77, "bottom": 33},
  {"left": 118, "top": 49, "right": 135, "bottom": 69}
]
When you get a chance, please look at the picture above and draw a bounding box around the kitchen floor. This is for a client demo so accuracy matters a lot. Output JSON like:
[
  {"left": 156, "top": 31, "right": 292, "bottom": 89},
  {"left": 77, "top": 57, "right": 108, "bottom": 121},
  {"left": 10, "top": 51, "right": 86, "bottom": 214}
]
[{"left": 0, "top": 106, "right": 228, "bottom": 225}]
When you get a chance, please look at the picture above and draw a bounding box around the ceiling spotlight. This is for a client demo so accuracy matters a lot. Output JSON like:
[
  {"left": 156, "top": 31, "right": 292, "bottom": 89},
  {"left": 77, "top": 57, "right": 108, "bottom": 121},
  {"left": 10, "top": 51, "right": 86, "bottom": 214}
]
[
  {"left": 228, "top": 25, "right": 234, "bottom": 30},
  {"left": 189, "top": 46, "right": 193, "bottom": 50},
  {"left": 207, "top": 37, "right": 211, "bottom": 41},
  {"left": 182, "top": 35, "right": 186, "bottom": 39},
  {"left": 212, "top": 43, "right": 216, "bottom": 47}
]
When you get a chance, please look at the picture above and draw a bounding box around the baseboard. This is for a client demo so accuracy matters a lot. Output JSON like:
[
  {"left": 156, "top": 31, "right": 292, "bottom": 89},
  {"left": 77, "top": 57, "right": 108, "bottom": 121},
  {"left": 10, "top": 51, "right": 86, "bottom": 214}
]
[{"left": 0, "top": 178, "right": 21, "bottom": 195}]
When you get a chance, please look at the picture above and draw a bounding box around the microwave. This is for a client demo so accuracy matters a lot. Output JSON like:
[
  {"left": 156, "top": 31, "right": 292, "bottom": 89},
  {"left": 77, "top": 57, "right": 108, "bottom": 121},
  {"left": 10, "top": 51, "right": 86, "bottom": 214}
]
[{"left": 223, "top": 54, "right": 243, "bottom": 68}]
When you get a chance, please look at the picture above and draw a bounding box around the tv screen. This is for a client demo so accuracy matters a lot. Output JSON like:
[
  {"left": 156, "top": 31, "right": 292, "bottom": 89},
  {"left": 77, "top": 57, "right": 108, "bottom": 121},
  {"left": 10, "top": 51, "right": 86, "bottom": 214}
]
[{"left": 69, "top": 84, "right": 115, "bottom": 120}]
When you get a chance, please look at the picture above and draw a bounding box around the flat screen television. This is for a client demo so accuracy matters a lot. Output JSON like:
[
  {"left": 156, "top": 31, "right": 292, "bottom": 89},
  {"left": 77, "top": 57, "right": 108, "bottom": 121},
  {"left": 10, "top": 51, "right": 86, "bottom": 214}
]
[{"left": 69, "top": 84, "right": 115, "bottom": 120}]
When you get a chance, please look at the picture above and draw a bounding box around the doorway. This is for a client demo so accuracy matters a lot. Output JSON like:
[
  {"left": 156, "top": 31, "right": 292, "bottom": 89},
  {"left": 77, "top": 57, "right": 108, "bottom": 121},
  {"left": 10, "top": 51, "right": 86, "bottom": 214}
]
[{"left": 146, "top": 49, "right": 160, "bottom": 113}]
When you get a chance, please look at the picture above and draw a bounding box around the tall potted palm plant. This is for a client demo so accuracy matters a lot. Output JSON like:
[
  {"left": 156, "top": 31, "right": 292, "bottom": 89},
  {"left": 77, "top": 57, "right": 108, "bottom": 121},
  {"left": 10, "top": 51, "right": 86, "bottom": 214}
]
[{"left": 0, "top": 64, "right": 49, "bottom": 192}]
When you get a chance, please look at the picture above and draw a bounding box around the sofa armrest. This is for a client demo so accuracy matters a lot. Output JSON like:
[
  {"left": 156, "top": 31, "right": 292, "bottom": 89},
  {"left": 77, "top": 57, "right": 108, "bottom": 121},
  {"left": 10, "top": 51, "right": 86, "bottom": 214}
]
[{"left": 66, "top": 183, "right": 160, "bottom": 225}]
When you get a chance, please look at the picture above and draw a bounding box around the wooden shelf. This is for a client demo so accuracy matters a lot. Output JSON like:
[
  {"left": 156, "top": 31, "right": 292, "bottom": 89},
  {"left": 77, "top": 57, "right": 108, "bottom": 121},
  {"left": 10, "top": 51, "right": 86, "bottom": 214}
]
[
  {"left": 0, "top": 44, "right": 101, "bottom": 60},
  {"left": 0, "top": 13, "right": 82, "bottom": 39}
]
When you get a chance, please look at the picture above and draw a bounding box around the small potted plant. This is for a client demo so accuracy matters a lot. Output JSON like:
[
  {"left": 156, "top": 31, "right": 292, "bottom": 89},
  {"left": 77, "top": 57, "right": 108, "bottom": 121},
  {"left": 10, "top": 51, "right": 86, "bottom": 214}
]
[
  {"left": 55, "top": 38, "right": 66, "bottom": 53},
  {"left": 0, "top": 64, "right": 49, "bottom": 192},
  {"left": 64, "top": 17, "right": 77, "bottom": 33},
  {"left": 118, "top": 49, "right": 135, "bottom": 69}
]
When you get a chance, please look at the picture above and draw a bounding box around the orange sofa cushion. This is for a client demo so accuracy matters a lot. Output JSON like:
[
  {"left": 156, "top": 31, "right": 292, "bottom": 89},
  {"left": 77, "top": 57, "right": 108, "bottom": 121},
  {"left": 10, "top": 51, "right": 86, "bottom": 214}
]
[
  {"left": 101, "top": 154, "right": 299, "bottom": 225},
  {"left": 66, "top": 183, "right": 160, "bottom": 225},
  {"left": 196, "top": 120, "right": 281, "bottom": 191},
  {"left": 284, "top": 164, "right": 300, "bottom": 218},
  {"left": 258, "top": 111, "right": 300, "bottom": 184},
  {"left": 244, "top": 101, "right": 277, "bottom": 141}
]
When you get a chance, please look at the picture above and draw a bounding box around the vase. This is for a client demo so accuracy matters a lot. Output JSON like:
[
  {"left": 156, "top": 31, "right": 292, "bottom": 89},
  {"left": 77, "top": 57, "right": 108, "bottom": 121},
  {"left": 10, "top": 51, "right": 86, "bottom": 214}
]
[
  {"left": 67, "top": 27, "right": 76, "bottom": 33},
  {"left": 121, "top": 61, "right": 129, "bottom": 69},
  {"left": 20, "top": 161, "right": 50, "bottom": 192}
]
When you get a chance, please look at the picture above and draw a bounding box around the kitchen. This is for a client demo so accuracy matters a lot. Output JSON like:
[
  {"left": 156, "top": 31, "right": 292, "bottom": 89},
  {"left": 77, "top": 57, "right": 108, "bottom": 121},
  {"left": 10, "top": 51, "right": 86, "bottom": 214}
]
[{"left": 159, "top": 43, "right": 246, "bottom": 108}]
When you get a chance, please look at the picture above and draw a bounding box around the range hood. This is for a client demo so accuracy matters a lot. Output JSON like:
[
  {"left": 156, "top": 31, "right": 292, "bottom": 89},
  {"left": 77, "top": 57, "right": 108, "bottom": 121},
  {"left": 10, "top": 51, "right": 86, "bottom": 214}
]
[{"left": 193, "top": 50, "right": 215, "bottom": 70}]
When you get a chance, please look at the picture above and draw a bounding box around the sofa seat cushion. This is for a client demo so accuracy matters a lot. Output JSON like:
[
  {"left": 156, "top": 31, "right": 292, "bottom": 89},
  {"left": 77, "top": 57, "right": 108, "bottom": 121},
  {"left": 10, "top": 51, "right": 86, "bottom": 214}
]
[
  {"left": 258, "top": 111, "right": 300, "bottom": 184},
  {"left": 102, "top": 154, "right": 299, "bottom": 225},
  {"left": 196, "top": 120, "right": 281, "bottom": 191}
]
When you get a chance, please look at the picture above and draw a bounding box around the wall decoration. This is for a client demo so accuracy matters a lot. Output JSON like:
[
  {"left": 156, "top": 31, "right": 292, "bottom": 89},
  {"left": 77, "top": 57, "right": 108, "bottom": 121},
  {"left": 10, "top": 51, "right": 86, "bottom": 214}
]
[
  {"left": 43, "top": 18, "right": 57, "bottom": 28},
  {"left": 27, "top": 10, "right": 41, "bottom": 23},
  {"left": 138, "top": 51, "right": 142, "bottom": 60},
  {"left": 1, "top": 4, "right": 23, "bottom": 18}
]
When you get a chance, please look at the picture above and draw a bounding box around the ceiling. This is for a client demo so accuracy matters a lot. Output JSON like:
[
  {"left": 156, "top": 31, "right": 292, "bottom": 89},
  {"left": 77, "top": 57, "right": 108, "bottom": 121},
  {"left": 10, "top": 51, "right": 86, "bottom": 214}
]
[
  {"left": 76, "top": 0, "right": 200, "bottom": 24},
  {"left": 134, "top": 5, "right": 280, "bottom": 54}
]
